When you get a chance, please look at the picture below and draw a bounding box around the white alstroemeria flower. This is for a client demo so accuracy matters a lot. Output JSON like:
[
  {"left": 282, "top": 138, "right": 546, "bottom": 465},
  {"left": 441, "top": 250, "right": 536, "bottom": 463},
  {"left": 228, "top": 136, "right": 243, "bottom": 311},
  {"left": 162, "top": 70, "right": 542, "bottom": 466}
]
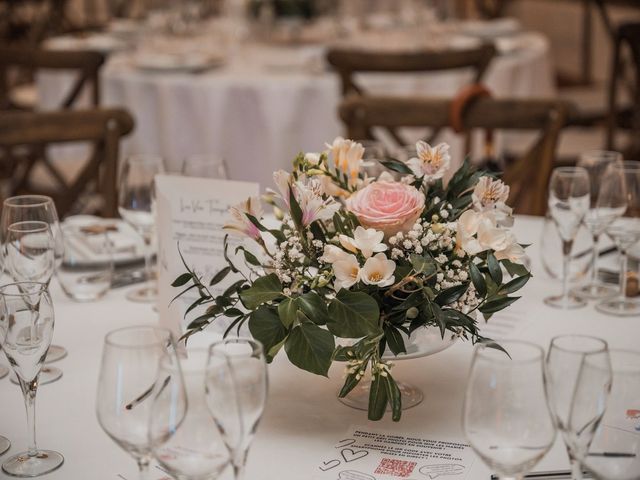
[
  {"left": 495, "top": 233, "right": 527, "bottom": 264},
  {"left": 359, "top": 253, "right": 396, "bottom": 287},
  {"left": 223, "top": 197, "right": 264, "bottom": 241},
  {"left": 477, "top": 216, "right": 512, "bottom": 252},
  {"left": 333, "top": 254, "right": 361, "bottom": 290},
  {"left": 320, "top": 244, "right": 350, "bottom": 264},
  {"left": 339, "top": 226, "right": 387, "bottom": 258},
  {"left": 273, "top": 170, "right": 292, "bottom": 206},
  {"left": 294, "top": 178, "right": 341, "bottom": 226},
  {"left": 326, "top": 137, "right": 365, "bottom": 186},
  {"left": 407, "top": 141, "right": 451, "bottom": 182},
  {"left": 472, "top": 176, "right": 513, "bottom": 226},
  {"left": 455, "top": 210, "right": 487, "bottom": 256}
]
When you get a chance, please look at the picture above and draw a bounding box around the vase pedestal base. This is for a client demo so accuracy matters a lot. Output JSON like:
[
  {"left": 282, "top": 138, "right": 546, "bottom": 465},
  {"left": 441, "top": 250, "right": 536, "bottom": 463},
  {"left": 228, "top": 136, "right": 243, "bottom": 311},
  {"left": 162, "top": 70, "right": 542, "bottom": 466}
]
[{"left": 338, "top": 380, "right": 424, "bottom": 411}]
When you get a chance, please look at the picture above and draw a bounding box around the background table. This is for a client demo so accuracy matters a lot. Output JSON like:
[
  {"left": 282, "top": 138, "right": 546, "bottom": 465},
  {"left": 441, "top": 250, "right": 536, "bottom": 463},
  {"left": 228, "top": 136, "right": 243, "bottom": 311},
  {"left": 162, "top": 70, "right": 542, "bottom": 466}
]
[
  {"left": 38, "top": 25, "right": 555, "bottom": 189},
  {"left": 0, "top": 215, "right": 637, "bottom": 480}
]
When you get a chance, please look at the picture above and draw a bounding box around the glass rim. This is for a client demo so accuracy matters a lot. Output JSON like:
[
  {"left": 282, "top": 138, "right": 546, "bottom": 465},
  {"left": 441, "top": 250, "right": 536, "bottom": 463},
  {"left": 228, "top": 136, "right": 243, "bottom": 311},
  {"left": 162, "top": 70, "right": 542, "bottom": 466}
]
[
  {"left": 104, "top": 325, "right": 172, "bottom": 349},
  {"left": 552, "top": 166, "right": 589, "bottom": 176},
  {"left": 208, "top": 336, "right": 264, "bottom": 358},
  {"left": 3, "top": 195, "right": 54, "bottom": 208},
  {"left": 580, "top": 150, "right": 623, "bottom": 159},
  {"left": 585, "top": 348, "right": 640, "bottom": 372},
  {"left": 610, "top": 160, "right": 640, "bottom": 171},
  {"left": 161, "top": 348, "right": 209, "bottom": 374},
  {"left": 549, "top": 334, "right": 609, "bottom": 355},
  {"left": 0, "top": 282, "right": 48, "bottom": 296},
  {"left": 7, "top": 220, "right": 51, "bottom": 234},
  {"left": 474, "top": 339, "right": 544, "bottom": 364},
  {"left": 183, "top": 154, "right": 227, "bottom": 166}
]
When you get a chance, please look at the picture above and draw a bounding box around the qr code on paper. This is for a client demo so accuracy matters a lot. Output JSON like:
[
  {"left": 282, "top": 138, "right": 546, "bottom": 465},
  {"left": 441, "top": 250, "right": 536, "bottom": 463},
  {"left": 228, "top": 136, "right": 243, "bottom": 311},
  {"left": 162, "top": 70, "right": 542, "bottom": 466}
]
[{"left": 374, "top": 458, "right": 417, "bottom": 477}]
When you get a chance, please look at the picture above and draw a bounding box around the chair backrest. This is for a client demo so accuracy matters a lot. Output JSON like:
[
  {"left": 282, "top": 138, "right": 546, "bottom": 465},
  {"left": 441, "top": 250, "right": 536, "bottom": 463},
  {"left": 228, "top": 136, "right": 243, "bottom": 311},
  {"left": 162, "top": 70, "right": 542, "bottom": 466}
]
[
  {"left": 0, "top": 108, "right": 134, "bottom": 217},
  {"left": 0, "top": 46, "right": 105, "bottom": 110},
  {"left": 327, "top": 44, "right": 497, "bottom": 96},
  {"left": 339, "top": 95, "right": 569, "bottom": 216},
  {"left": 607, "top": 21, "right": 640, "bottom": 157}
]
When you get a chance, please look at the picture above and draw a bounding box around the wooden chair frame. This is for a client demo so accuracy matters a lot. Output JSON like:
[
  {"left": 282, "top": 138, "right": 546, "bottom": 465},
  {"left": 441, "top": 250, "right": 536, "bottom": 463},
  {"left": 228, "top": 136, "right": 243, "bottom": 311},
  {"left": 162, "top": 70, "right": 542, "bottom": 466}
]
[
  {"left": 0, "top": 108, "right": 134, "bottom": 217},
  {"left": 339, "top": 95, "right": 569, "bottom": 216}
]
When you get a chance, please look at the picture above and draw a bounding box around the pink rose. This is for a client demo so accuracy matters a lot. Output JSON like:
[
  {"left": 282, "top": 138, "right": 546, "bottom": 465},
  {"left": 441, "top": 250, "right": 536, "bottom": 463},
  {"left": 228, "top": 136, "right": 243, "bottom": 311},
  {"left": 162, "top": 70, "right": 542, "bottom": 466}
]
[{"left": 346, "top": 181, "right": 425, "bottom": 237}]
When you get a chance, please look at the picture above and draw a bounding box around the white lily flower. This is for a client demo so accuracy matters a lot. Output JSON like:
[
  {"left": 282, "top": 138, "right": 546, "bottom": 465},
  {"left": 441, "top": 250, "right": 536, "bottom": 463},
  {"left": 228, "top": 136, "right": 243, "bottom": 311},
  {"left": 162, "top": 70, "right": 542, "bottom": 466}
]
[
  {"left": 333, "top": 254, "right": 361, "bottom": 290},
  {"left": 407, "top": 141, "right": 451, "bottom": 182},
  {"left": 320, "top": 244, "right": 350, "bottom": 264},
  {"left": 359, "top": 253, "right": 396, "bottom": 287},
  {"left": 339, "top": 226, "right": 387, "bottom": 258}
]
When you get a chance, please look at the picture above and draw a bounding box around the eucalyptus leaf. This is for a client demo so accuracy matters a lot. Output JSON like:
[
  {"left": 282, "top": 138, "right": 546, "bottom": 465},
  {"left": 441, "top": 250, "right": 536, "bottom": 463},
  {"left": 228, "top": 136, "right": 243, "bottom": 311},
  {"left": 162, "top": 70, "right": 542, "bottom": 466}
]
[
  {"left": 284, "top": 321, "right": 335, "bottom": 377},
  {"left": 487, "top": 253, "right": 503, "bottom": 285},
  {"left": 500, "top": 273, "right": 531, "bottom": 295},
  {"left": 172, "top": 273, "right": 192, "bottom": 287},
  {"left": 327, "top": 290, "right": 381, "bottom": 338},
  {"left": 479, "top": 296, "right": 520, "bottom": 314},
  {"left": 469, "top": 262, "right": 486, "bottom": 297},
  {"left": 209, "top": 266, "right": 231, "bottom": 286},
  {"left": 381, "top": 158, "right": 412, "bottom": 175},
  {"left": 434, "top": 283, "right": 469, "bottom": 306}
]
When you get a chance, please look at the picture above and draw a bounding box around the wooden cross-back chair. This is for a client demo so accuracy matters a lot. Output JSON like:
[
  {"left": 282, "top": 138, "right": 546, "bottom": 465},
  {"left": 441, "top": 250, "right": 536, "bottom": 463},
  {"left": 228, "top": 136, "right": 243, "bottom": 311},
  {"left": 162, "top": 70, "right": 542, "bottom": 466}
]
[
  {"left": 327, "top": 44, "right": 496, "bottom": 146},
  {"left": 339, "top": 96, "right": 570, "bottom": 216},
  {"left": 0, "top": 108, "right": 134, "bottom": 218},
  {"left": 0, "top": 46, "right": 105, "bottom": 110}
]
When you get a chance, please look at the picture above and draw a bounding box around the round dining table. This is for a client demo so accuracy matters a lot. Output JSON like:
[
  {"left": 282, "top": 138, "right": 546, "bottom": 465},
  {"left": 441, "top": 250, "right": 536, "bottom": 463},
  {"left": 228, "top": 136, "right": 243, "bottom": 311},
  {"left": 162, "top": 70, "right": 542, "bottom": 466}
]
[
  {"left": 0, "top": 215, "right": 636, "bottom": 480},
  {"left": 37, "top": 20, "right": 556, "bottom": 189}
]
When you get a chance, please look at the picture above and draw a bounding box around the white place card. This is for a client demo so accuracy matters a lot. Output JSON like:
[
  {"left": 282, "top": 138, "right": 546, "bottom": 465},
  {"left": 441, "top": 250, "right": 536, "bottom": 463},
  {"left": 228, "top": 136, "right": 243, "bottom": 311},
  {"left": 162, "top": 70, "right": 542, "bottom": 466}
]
[
  {"left": 155, "top": 174, "right": 259, "bottom": 340},
  {"left": 313, "top": 425, "right": 475, "bottom": 480}
]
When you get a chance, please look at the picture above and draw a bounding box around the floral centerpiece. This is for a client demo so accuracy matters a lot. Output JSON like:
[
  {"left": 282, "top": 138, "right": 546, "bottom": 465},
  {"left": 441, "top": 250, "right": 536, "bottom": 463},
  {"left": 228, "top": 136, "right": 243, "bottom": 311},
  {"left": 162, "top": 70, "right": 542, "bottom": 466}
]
[{"left": 173, "top": 138, "right": 531, "bottom": 421}]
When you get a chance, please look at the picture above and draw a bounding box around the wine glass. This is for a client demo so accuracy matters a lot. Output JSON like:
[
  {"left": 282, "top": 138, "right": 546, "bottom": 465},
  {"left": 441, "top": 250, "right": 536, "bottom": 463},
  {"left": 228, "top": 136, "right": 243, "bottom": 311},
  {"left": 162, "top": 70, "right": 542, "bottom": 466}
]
[
  {"left": 118, "top": 154, "right": 165, "bottom": 303},
  {"left": 181, "top": 154, "right": 229, "bottom": 179},
  {"left": 462, "top": 340, "right": 556, "bottom": 480},
  {"left": 5, "top": 220, "right": 63, "bottom": 385},
  {"left": 573, "top": 151, "right": 623, "bottom": 299},
  {"left": 1, "top": 195, "right": 67, "bottom": 367},
  {"left": 576, "top": 350, "right": 640, "bottom": 480},
  {"left": 545, "top": 167, "right": 591, "bottom": 309},
  {"left": 205, "top": 338, "right": 268, "bottom": 480},
  {"left": 0, "top": 282, "right": 64, "bottom": 476},
  {"left": 596, "top": 161, "right": 640, "bottom": 316},
  {"left": 546, "top": 335, "right": 612, "bottom": 480},
  {"left": 96, "top": 326, "right": 177, "bottom": 479},
  {"left": 149, "top": 349, "right": 230, "bottom": 480}
]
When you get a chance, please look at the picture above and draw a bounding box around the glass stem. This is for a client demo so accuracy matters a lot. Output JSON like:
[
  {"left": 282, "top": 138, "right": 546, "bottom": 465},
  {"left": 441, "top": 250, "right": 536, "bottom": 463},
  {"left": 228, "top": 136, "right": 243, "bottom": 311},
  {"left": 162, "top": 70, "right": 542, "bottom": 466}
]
[
  {"left": 562, "top": 239, "right": 574, "bottom": 302},
  {"left": 570, "top": 457, "right": 583, "bottom": 480},
  {"left": 20, "top": 378, "right": 38, "bottom": 457},
  {"left": 137, "top": 457, "right": 150, "bottom": 480},
  {"left": 143, "top": 234, "right": 154, "bottom": 284},
  {"left": 590, "top": 233, "right": 600, "bottom": 285},
  {"left": 232, "top": 450, "right": 248, "bottom": 480},
  {"left": 620, "top": 248, "right": 628, "bottom": 299}
]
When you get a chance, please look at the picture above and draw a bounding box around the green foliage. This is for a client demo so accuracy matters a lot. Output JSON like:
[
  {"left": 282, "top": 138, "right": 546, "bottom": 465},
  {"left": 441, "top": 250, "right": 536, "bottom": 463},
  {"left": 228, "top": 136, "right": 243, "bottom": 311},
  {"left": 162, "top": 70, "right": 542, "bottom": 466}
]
[
  {"left": 284, "top": 320, "right": 335, "bottom": 377},
  {"left": 327, "top": 290, "right": 381, "bottom": 338}
]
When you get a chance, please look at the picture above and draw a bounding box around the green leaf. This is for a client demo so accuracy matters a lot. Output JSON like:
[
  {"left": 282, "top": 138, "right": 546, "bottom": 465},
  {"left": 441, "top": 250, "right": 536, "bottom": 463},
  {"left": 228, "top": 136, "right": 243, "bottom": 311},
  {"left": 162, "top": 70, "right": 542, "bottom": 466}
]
[
  {"left": 409, "top": 254, "right": 437, "bottom": 277},
  {"left": 479, "top": 296, "right": 520, "bottom": 314},
  {"left": 469, "top": 262, "right": 487, "bottom": 297},
  {"left": 222, "top": 279, "right": 246, "bottom": 299},
  {"left": 265, "top": 337, "right": 286, "bottom": 363},
  {"left": 277, "top": 298, "right": 298, "bottom": 328},
  {"left": 172, "top": 273, "right": 192, "bottom": 287},
  {"left": 478, "top": 338, "right": 511, "bottom": 359},
  {"left": 235, "top": 246, "right": 261, "bottom": 267},
  {"left": 239, "top": 273, "right": 283, "bottom": 309},
  {"left": 327, "top": 290, "right": 381, "bottom": 338},
  {"left": 487, "top": 253, "right": 503, "bottom": 285},
  {"left": 381, "top": 158, "right": 412, "bottom": 175},
  {"left": 245, "top": 213, "right": 268, "bottom": 232},
  {"left": 383, "top": 324, "right": 406, "bottom": 356},
  {"left": 209, "top": 266, "right": 231, "bottom": 286},
  {"left": 289, "top": 187, "right": 304, "bottom": 228},
  {"left": 502, "top": 259, "right": 530, "bottom": 277},
  {"left": 385, "top": 374, "right": 402, "bottom": 422},
  {"left": 284, "top": 321, "right": 335, "bottom": 377},
  {"left": 248, "top": 306, "right": 287, "bottom": 355},
  {"left": 435, "top": 283, "right": 469, "bottom": 306},
  {"left": 338, "top": 367, "right": 366, "bottom": 398},
  {"left": 298, "top": 291, "right": 329, "bottom": 325},
  {"left": 499, "top": 273, "right": 531, "bottom": 295},
  {"left": 368, "top": 373, "right": 389, "bottom": 421},
  {"left": 430, "top": 303, "right": 446, "bottom": 338},
  {"left": 390, "top": 291, "right": 425, "bottom": 312}
]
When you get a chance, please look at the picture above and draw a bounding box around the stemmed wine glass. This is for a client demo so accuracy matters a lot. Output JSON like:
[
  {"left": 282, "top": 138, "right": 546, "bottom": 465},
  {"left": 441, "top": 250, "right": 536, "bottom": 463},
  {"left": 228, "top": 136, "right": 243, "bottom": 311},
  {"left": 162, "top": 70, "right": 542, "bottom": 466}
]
[
  {"left": 545, "top": 167, "right": 591, "bottom": 309},
  {"left": 205, "top": 338, "right": 268, "bottom": 480},
  {"left": 96, "top": 326, "right": 177, "bottom": 479},
  {"left": 0, "top": 282, "right": 64, "bottom": 476},
  {"left": 5, "top": 221, "right": 63, "bottom": 385},
  {"left": 596, "top": 161, "right": 640, "bottom": 316},
  {"left": 462, "top": 340, "right": 556, "bottom": 480},
  {"left": 118, "top": 154, "right": 165, "bottom": 303},
  {"left": 575, "top": 350, "right": 640, "bottom": 480},
  {"left": 181, "top": 154, "right": 229, "bottom": 179},
  {"left": 573, "top": 151, "right": 622, "bottom": 299},
  {"left": 149, "top": 349, "right": 230, "bottom": 480},
  {"left": 545, "top": 335, "right": 612, "bottom": 480},
  {"left": 1, "top": 195, "right": 67, "bottom": 379}
]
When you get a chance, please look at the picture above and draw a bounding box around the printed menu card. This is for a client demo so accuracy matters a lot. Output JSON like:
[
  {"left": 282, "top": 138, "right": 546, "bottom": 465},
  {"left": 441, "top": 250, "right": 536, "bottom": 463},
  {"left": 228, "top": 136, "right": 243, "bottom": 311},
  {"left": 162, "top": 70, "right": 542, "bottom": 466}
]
[
  {"left": 155, "top": 174, "right": 259, "bottom": 339},
  {"left": 313, "top": 426, "right": 475, "bottom": 480}
]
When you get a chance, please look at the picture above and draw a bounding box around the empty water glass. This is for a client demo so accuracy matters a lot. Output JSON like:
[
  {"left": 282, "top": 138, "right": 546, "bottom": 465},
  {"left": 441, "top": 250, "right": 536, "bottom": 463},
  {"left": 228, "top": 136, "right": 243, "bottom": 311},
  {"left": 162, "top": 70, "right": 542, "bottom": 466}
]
[{"left": 182, "top": 154, "right": 229, "bottom": 179}]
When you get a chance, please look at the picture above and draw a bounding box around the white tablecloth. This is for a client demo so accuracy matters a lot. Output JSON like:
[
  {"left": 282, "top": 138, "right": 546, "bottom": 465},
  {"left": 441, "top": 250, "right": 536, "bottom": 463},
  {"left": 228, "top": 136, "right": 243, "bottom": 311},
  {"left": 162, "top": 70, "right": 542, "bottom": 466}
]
[
  {"left": 37, "top": 28, "right": 555, "bottom": 189},
  {"left": 1, "top": 215, "right": 637, "bottom": 480}
]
